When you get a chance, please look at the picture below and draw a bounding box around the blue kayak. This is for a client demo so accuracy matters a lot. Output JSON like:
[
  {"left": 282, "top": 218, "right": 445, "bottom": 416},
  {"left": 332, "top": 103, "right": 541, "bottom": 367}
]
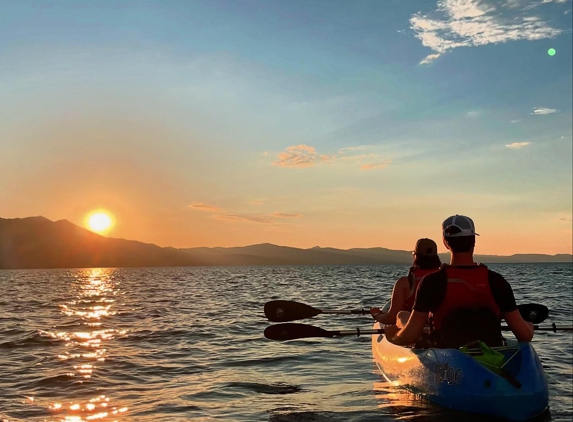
[{"left": 371, "top": 322, "right": 549, "bottom": 421}]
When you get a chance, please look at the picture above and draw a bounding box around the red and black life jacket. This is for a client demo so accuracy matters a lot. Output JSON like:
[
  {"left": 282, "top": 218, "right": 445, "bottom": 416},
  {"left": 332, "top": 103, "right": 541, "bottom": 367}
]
[
  {"left": 402, "top": 266, "right": 440, "bottom": 312},
  {"left": 430, "top": 264, "right": 501, "bottom": 331}
]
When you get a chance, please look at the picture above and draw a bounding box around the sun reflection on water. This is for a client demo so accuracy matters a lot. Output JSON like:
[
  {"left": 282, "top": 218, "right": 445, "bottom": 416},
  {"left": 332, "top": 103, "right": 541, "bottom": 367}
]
[{"left": 33, "top": 268, "right": 129, "bottom": 420}]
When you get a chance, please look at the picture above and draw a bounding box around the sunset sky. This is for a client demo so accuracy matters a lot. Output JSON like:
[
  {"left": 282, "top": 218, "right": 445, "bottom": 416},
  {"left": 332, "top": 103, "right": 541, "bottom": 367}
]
[{"left": 1, "top": 0, "right": 571, "bottom": 255}]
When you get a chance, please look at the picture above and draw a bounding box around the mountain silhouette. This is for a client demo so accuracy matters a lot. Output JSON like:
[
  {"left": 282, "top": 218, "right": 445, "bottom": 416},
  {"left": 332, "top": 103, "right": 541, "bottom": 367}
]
[{"left": 0, "top": 216, "right": 571, "bottom": 269}]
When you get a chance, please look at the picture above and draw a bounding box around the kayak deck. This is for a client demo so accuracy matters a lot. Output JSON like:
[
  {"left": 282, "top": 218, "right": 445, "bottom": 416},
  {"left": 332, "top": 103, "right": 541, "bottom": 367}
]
[{"left": 372, "top": 323, "right": 548, "bottom": 421}]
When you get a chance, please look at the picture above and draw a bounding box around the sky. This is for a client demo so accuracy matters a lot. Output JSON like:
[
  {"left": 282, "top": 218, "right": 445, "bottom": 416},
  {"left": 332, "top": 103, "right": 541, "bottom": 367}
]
[{"left": 1, "top": 0, "right": 571, "bottom": 255}]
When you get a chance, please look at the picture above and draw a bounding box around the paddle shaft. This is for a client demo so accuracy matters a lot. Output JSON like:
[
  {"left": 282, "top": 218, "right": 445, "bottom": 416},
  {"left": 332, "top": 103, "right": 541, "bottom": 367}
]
[
  {"left": 314, "top": 325, "right": 571, "bottom": 337},
  {"left": 320, "top": 309, "right": 370, "bottom": 315},
  {"left": 502, "top": 323, "right": 573, "bottom": 332},
  {"left": 326, "top": 328, "right": 385, "bottom": 337}
]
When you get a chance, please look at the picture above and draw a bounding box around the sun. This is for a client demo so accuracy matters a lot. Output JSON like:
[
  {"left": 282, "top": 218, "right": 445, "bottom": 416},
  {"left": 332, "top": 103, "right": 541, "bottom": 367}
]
[{"left": 85, "top": 211, "right": 114, "bottom": 234}]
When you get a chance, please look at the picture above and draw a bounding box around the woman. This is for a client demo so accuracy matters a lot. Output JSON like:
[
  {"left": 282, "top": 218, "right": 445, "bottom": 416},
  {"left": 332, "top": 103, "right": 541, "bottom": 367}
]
[{"left": 370, "top": 238, "right": 441, "bottom": 327}]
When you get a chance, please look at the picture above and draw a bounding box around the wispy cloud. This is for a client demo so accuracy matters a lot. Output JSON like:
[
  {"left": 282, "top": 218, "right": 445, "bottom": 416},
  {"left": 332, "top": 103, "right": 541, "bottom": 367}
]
[
  {"left": 250, "top": 200, "right": 264, "bottom": 205},
  {"left": 506, "top": 142, "right": 531, "bottom": 149},
  {"left": 466, "top": 110, "right": 481, "bottom": 118},
  {"left": 338, "top": 146, "right": 364, "bottom": 154},
  {"left": 532, "top": 107, "right": 559, "bottom": 115},
  {"left": 273, "top": 144, "right": 334, "bottom": 168},
  {"left": 339, "top": 153, "right": 378, "bottom": 161},
  {"left": 189, "top": 202, "right": 223, "bottom": 212},
  {"left": 410, "top": 0, "right": 563, "bottom": 64},
  {"left": 523, "top": 0, "right": 570, "bottom": 10},
  {"left": 510, "top": 119, "right": 522, "bottom": 123},
  {"left": 360, "top": 160, "right": 392, "bottom": 170},
  {"left": 272, "top": 212, "right": 302, "bottom": 218},
  {"left": 504, "top": 0, "right": 523, "bottom": 7},
  {"left": 216, "top": 214, "right": 274, "bottom": 224},
  {"left": 420, "top": 53, "right": 442, "bottom": 64}
]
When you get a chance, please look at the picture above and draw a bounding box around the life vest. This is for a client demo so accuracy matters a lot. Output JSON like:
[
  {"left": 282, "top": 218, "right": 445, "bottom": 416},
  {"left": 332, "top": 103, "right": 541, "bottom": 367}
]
[
  {"left": 430, "top": 264, "right": 500, "bottom": 331},
  {"left": 402, "top": 266, "right": 439, "bottom": 312}
]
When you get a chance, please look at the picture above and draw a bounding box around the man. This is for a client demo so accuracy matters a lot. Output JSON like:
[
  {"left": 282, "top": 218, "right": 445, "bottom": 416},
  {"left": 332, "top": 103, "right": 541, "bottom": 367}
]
[{"left": 386, "top": 214, "right": 534, "bottom": 347}]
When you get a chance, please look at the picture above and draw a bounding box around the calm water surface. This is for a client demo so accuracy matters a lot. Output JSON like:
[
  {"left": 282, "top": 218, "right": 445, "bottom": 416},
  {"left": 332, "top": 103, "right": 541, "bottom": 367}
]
[{"left": 0, "top": 264, "right": 571, "bottom": 421}]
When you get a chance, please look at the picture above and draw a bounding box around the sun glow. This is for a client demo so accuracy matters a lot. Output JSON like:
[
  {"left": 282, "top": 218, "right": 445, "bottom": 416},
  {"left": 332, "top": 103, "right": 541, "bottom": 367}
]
[{"left": 85, "top": 211, "right": 114, "bottom": 234}]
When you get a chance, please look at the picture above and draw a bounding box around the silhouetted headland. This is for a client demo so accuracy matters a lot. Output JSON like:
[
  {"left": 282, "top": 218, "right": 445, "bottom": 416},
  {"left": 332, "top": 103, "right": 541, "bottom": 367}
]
[{"left": 1, "top": 216, "right": 571, "bottom": 269}]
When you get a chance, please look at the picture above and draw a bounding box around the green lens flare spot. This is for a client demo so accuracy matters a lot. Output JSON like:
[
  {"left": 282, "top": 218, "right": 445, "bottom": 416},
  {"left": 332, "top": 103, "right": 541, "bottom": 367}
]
[{"left": 548, "top": 48, "right": 556, "bottom": 56}]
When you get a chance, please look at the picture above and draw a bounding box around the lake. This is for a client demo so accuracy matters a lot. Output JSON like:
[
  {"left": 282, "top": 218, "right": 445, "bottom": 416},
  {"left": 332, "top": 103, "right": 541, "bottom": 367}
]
[{"left": 1, "top": 263, "right": 571, "bottom": 421}]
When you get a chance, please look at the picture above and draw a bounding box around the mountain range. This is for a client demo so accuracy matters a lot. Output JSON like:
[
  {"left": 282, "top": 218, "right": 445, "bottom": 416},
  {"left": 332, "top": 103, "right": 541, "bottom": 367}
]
[{"left": 0, "top": 216, "right": 571, "bottom": 269}]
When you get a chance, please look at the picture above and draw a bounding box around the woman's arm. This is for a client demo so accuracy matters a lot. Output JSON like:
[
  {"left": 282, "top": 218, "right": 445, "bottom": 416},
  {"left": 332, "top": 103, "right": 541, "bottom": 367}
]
[{"left": 373, "top": 277, "right": 410, "bottom": 325}]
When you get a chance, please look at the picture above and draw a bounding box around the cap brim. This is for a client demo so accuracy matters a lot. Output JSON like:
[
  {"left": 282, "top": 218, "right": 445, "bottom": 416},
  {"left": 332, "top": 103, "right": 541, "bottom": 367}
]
[{"left": 444, "top": 232, "right": 479, "bottom": 237}]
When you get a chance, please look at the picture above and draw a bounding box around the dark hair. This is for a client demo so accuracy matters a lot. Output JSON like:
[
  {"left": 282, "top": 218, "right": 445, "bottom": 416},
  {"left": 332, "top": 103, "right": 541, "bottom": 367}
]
[
  {"left": 413, "top": 254, "right": 442, "bottom": 269},
  {"left": 444, "top": 235, "right": 476, "bottom": 253}
]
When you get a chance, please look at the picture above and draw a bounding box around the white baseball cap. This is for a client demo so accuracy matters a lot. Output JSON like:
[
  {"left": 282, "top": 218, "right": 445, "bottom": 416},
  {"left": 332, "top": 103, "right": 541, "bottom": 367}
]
[{"left": 442, "top": 215, "right": 479, "bottom": 237}]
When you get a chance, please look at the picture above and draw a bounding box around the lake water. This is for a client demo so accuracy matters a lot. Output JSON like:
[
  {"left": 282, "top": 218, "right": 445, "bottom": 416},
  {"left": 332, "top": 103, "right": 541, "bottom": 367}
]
[{"left": 0, "top": 264, "right": 571, "bottom": 421}]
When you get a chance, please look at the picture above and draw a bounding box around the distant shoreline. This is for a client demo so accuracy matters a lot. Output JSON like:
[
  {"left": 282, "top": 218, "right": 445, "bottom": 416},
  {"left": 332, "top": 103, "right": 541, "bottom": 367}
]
[
  {"left": 0, "top": 262, "right": 571, "bottom": 272},
  {"left": 1, "top": 216, "right": 571, "bottom": 270}
]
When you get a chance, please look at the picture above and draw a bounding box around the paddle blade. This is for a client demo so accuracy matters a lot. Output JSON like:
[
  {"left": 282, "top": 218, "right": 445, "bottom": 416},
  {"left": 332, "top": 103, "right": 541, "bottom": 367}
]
[
  {"left": 518, "top": 304, "right": 549, "bottom": 324},
  {"left": 264, "top": 300, "right": 322, "bottom": 322},
  {"left": 264, "top": 323, "right": 333, "bottom": 341}
]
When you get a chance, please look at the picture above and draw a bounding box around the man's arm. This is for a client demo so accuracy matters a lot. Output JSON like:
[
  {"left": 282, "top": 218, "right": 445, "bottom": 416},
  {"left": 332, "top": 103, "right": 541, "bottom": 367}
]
[
  {"left": 489, "top": 270, "right": 534, "bottom": 342},
  {"left": 388, "top": 310, "right": 429, "bottom": 345},
  {"left": 504, "top": 310, "right": 534, "bottom": 341}
]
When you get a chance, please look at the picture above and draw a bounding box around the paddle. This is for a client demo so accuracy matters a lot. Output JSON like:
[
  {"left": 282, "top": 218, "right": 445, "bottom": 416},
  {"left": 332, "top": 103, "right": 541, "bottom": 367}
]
[
  {"left": 518, "top": 303, "right": 549, "bottom": 325},
  {"left": 264, "top": 322, "right": 573, "bottom": 341},
  {"left": 264, "top": 300, "right": 549, "bottom": 324},
  {"left": 264, "top": 300, "right": 369, "bottom": 323},
  {"left": 264, "top": 323, "right": 385, "bottom": 341}
]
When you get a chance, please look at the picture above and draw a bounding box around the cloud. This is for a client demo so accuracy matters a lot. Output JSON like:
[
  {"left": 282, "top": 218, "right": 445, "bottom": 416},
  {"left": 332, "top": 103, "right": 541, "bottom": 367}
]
[
  {"left": 216, "top": 214, "right": 274, "bottom": 224},
  {"left": 360, "top": 160, "right": 392, "bottom": 170},
  {"left": 273, "top": 144, "right": 334, "bottom": 168},
  {"left": 338, "top": 146, "right": 364, "bottom": 154},
  {"left": 411, "top": 0, "right": 563, "bottom": 64},
  {"left": 189, "top": 202, "right": 223, "bottom": 212},
  {"left": 510, "top": 119, "right": 522, "bottom": 123},
  {"left": 506, "top": 142, "right": 531, "bottom": 149},
  {"left": 250, "top": 200, "right": 264, "bottom": 205},
  {"left": 532, "top": 107, "right": 559, "bottom": 115},
  {"left": 504, "top": 0, "right": 522, "bottom": 7},
  {"left": 272, "top": 212, "right": 302, "bottom": 218},
  {"left": 523, "top": 0, "right": 570, "bottom": 10},
  {"left": 420, "top": 53, "right": 442, "bottom": 64},
  {"left": 339, "top": 153, "right": 378, "bottom": 161},
  {"left": 466, "top": 110, "right": 481, "bottom": 118}
]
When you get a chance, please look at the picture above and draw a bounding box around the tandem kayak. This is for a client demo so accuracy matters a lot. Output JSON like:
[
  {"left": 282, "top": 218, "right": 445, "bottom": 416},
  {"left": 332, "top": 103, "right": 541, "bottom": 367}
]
[{"left": 371, "top": 322, "right": 549, "bottom": 421}]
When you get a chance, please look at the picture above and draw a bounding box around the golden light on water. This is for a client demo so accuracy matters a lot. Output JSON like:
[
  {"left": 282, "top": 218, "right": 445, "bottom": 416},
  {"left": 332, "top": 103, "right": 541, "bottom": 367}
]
[
  {"left": 35, "top": 269, "right": 129, "bottom": 420},
  {"left": 373, "top": 380, "right": 431, "bottom": 412},
  {"left": 84, "top": 210, "right": 115, "bottom": 234}
]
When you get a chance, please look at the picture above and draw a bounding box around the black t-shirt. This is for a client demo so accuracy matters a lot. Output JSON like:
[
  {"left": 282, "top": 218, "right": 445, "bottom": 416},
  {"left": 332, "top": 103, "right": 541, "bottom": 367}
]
[{"left": 413, "top": 266, "right": 517, "bottom": 313}]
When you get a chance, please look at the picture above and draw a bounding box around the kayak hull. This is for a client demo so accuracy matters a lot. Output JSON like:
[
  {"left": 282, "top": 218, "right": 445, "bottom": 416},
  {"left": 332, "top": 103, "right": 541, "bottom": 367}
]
[{"left": 372, "top": 323, "right": 548, "bottom": 421}]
